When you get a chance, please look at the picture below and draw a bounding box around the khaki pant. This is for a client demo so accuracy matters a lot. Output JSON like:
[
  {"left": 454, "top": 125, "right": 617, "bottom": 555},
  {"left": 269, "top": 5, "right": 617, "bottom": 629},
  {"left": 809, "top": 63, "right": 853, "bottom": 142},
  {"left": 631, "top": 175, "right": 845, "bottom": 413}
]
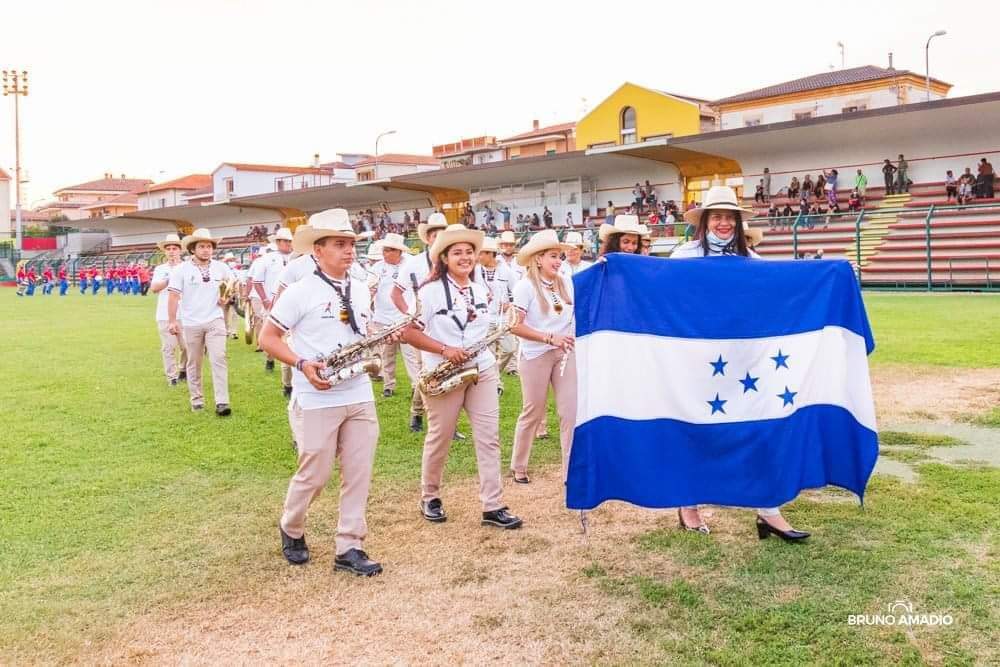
[
  {"left": 376, "top": 324, "right": 423, "bottom": 417},
  {"left": 421, "top": 365, "right": 504, "bottom": 511},
  {"left": 281, "top": 400, "right": 379, "bottom": 554},
  {"left": 182, "top": 318, "right": 229, "bottom": 407},
  {"left": 511, "top": 348, "right": 577, "bottom": 479},
  {"left": 281, "top": 363, "right": 292, "bottom": 388},
  {"left": 222, "top": 303, "right": 238, "bottom": 336},
  {"left": 490, "top": 324, "right": 517, "bottom": 387},
  {"left": 156, "top": 320, "right": 188, "bottom": 382},
  {"left": 251, "top": 297, "right": 267, "bottom": 352}
]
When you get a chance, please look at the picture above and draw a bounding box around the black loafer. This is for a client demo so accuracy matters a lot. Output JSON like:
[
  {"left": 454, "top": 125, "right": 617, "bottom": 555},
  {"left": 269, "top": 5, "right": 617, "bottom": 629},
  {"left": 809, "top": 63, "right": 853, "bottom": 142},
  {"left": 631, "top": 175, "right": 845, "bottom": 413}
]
[
  {"left": 756, "top": 517, "right": 810, "bottom": 542},
  {"left": 169, "top": 378, "right": 178, "bottom": 386},
  {"left": 178, "top": 371, "right": 187, "bottom": 381},
  {"left": 409, "top": 415, "right": 424, "bottom": 433},
  {"left": 420, "top": 498, "right": 447, "bottom": 522},
  {"left": 191, "top": 403, "right": 204, "bottom": 412},
  {"left": 280, "top": 526, "right": 309, "bottom": 564},
  {"left": 482, "top": 507, "right": 523, "bottom": 529},
  {"left": 334, "top": 548, "right": 383, "bottom": 577},
  {"left": 265, "top": 359, "right": 275, "bottom": 372},
  {"left": 512, "top": 472, "right": 530, "bottom": 484},
  {"left": 215, "top": 403, "right": 231, "bottom": 416},
  {"left": 283, "top": 385, "right": 292, "bottom": 398},
  {"left": 382, "top": 388, "right": 394, "bottom": 398}
]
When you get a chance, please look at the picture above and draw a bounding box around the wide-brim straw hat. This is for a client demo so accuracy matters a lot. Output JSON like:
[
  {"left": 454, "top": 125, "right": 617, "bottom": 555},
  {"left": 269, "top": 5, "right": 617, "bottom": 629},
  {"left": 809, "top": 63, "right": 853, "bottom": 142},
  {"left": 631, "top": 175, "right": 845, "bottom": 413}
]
[
  {"left": 564, "top": 231, "right": 586, "bottom": 247},
  {"left": 599, "top": 214, "right": 643, "bottom": 242},
  {"left": 428, "top": 224, "right": 484, "bottom": 260},
  {"left": 182, "top": 228, "right": 219, "bottom": 252},
  {"left": 293, "top": 208, "right": 355, "bottom": 254},
  {"left": 682, "top": 185, "right": 757, "bottom": 226},
  {"left": 271, "top": 227, "right": 293, "bottom": 243},
  {"left": 366, "top": 240, "right": 384, "bottom": 261},
  {"left": 481, "top": 236, "right": 499, "bottom": 253},
  {"left": 223, "top": 251, "right": 236, "bottom": 261},
  {"left": 499, "top": 230, "right": 517, "bottom": 245},
  {"left": 516, "top": 229, "right": 574, "bottom": 267},
  {"left": 638, "top": 224, "right": 652, "bottom": 238},
  {"left": 417, "top": 212, "right": 449, "bottom": 244},
  {"left": 380, "top": 232, "right": 408, "bottom": 253},
  {"left": 157, "top": 233, "right": 184, "bottom": 252},
  {"left": 743, "top": 222, "right": 764, "bottom": 247}
]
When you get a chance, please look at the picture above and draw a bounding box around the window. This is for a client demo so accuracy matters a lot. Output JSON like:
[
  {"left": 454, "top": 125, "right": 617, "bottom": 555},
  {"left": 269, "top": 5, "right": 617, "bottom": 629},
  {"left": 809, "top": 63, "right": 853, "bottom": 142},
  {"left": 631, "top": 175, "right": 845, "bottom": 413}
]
[
  {"left": 842, "top": 104, "right": 867, "bottom": 113},
  {"left": 744, "top": 116, "right": 762, "bottom": 127},
  {"left": 794, "top": 111, "right": 813, "bottom": 121},
  {"left": 276, "top": 179, "right": 285, "bottom": 192},
  {"left": 159, "top": 198, "right": 166, "bottom": 208},
  {"left": 620, "top": 107, "right": 637, "bottom": 144},
  {"left": 224, "top": 177, "right": 234, "bottom": 195}
]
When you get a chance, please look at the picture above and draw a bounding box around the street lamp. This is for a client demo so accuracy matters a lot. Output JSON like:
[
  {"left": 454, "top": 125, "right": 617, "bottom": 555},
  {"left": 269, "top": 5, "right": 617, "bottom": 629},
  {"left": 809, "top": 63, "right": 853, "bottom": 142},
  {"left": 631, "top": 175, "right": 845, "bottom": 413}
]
[
  {"left": 2, "top": 69, "right": 28, "bottom": 251},
  {"left": 925, "top": 30, "right": 946, "bottom": 102},
  {"left": 374, "top": 130, "right": 396, "bottom": 180},
  {"left": 837, "top": 41, "right": 845, "bottom": 69}
]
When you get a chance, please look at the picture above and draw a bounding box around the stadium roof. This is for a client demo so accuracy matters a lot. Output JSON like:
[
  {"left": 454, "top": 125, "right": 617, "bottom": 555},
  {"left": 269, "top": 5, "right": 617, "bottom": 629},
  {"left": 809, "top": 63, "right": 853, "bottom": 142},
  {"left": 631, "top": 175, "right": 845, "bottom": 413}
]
[
  {"left": 146, "top": 174, "right": 211, "bottom": 193},
  {"left": 715, "top": 65, "right": 952, "bottom": 105},
  {"left": 56, "top": 176, "right": 152, "bottom": 193}
]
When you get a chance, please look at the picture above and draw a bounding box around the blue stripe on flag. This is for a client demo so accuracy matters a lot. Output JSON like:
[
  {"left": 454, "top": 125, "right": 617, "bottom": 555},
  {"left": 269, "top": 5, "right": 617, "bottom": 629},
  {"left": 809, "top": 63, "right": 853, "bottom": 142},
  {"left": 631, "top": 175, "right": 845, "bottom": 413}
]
[
  {"left": 566, "top": 404, "right": 878, "bottom": 510},
  {"left": 573, "top": 255, "right": 874, "bottom": 352}
]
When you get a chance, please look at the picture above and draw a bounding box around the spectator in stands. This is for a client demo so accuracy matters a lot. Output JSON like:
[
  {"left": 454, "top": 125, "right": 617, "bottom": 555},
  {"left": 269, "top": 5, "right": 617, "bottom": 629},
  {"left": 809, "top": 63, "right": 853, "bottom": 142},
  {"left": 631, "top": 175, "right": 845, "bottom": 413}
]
[
  {"left": 645, "top": 180, "right": 656, "bottom": 208},
  {"left": 813, "top": 249, "right": 825, "bottom": 260},
  {"left": 647, "top": 209, "right": 659, "bottom": 230},
  {"left": 762, "top": 168, "right": 771, "bottom": 203},
  {"left": 516, "top": 213, "right": 526, "bottom": 232},
  {"left": 605, "top": 201, "right": 615, "bottom": 226},
  {"left": 632, "top": 183, "right": 644, "bottom": 213},
  {"left": 664, "top": 207, "right": 676, "bottom": 226},
  {"left": 882, "top": 159, "right": 897, "bottom": 195},
  {"left": 896, "top": 154, "right": 909, "bottom": 194},
  {"left": 531, "top": 212, "right": 541, "bottom": 228},
  {"left": 562, "top": 211, "right": 573, "bottom": 228},
  {"left": 802, "top": 174, "right": 814, "bottom": 200},
  {"left": 754, "top": 180, "right": 766, "bottom": 204},
  {"left": 413, "top": 208, "right": 421, "bottom": 224},
  {"left": 788, "top": 176, "right": 800, "bottom": 200},
  {"left": 813, "top": 173, "right": 826, "bottom": 199},
  {"left": 945, "top": 170, "right": 957, "bottom": 202},
  {"left": 977, "top": 157, "right": 994, "bottom": 198},
  {"left": 824, "top": 169, "right": 839, "bottom": 209},
  {"left": 402, "top": 210, "right": 411, "bottom": 229},
  {"left": 958, "top": 168, "right": 976, "bottom": 205},
  {"left": 501, "top": 205, "right": 511, "bottom": 230},
  {"left": 848, "top": 189, "right": 862, "bottom": 212},
  {"left": 854, "top": 169, "right": 868, "bottom": 199},
  {"left": 543, "top": 206, "right": 553, "bottom": 228},
  {"left": 766, "top": 204, "right": 779, "bottom": 230}
]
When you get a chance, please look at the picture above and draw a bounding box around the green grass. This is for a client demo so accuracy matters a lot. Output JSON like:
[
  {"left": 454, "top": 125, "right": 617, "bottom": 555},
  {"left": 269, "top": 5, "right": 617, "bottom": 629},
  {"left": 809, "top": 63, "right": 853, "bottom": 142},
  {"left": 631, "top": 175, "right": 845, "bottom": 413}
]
[
  {"left": 962, "top": 406, "right": 1000, "bottom": 428},
  {"left": 1, "top": 289, "right": 997, "bottom": 663},
  {"left": 863, "top": 293, "right": 1000, "bottom": 367},
  {"left": 880, "top": 431, "right": 964, "bottom": 448}
]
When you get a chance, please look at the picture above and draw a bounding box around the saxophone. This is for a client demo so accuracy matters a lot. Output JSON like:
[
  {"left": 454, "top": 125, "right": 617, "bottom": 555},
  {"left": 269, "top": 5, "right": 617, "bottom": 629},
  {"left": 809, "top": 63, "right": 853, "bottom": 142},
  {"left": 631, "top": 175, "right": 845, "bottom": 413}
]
[
  {"left": 417, "top": 309, "right": 516, "bottom": 397},
  {"left": 318, "top": 311, "right": 419, "bottom": 386}
]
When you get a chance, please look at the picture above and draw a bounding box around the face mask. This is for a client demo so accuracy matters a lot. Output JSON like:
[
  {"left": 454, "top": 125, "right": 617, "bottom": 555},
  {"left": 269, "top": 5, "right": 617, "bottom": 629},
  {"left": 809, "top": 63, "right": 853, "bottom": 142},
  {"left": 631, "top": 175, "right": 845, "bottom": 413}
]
[{"left": 706, "top": 231, "right": 734, "bottom": 254}]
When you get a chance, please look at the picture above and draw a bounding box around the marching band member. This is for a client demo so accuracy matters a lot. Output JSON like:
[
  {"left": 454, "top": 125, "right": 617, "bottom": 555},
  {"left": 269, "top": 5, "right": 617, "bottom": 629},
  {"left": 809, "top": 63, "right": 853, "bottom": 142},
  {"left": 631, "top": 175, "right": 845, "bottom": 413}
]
[
  {"left": 57, "top": 264, "right": 69, "bottom": 295},
  {"left": 391, "top": 212, "right": 448, "bottom": 432},
  {"left": 473, "top": 236, "right": 516, "bottom": 394},
  {"left": 77, "top": 266, "right": 88, "bottom": 295},
  {"left": 598, "top": 214, "right": 644, "bottom": 257},
  {"left": 25, "top": 266, "right": 37, "bottom": 296},
  {"left": 638, "top": 224, "right": 653, "bottom": 255},
  {"left": 671, "top": 185, "right": 808, "bottom": 541},
  {"left": 221, "top": 252, "right": 240, "bottom": 340},
  {"left": 495, "top": 229, "right": 523, "bottom": 375},
  {"left": 558, "top": 231, "right": 593, "bottom": 278},
  {"left": 369, "top": 233, "right": 415, "bottom": 398},
  {"left": 15, "top": 265, "right": 27, "bottom": 296},
  {"left": 403, "top": 224, "right": 523, "bottom": 529},
  {"left": 259, "top": 210, "right": 386, "bottom": 576},
  {"left": 251, "top": 229, "right": 293, "bottom": 379},
  {"left": 167, "top": 228, "right": 234, "bottom": 416},
  {"left": 41, "top": 265, "right": 55, "bottom": 295},
  {"left": 151, "top": 233, "right": 188, "bottom": 386},
  {"left": 509, "top": 230, "right": 577, "bottom": 483},
  {"left": 246, "top": 244, "right": 273, "bottom": 352}
]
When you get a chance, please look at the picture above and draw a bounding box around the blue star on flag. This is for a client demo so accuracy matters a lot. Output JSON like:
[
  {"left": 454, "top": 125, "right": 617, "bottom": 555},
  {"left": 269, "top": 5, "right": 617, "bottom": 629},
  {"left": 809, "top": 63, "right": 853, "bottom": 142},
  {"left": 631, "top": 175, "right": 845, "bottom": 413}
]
[
  {"left": 771, "top": 349, "right": 790, "bottom": 370},
  {"left": 710, "top": 355, "right": 728, "bottom": 376},
  {"left": 778, "top": 386, "right": 797, "bottom": 407},
  {"left": 739, "top": 372, "right": 759, "bottom": 393},
  {"left": 708, "top": 393, "right": 727, "bottom": 414}
]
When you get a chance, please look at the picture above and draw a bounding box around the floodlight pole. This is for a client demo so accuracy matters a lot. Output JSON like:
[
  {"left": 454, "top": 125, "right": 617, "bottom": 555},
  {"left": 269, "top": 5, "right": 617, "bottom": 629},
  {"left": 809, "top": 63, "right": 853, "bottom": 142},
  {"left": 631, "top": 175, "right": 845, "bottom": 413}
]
[{"left": 3, "top": 69, "right": 28, "bottom": 251}]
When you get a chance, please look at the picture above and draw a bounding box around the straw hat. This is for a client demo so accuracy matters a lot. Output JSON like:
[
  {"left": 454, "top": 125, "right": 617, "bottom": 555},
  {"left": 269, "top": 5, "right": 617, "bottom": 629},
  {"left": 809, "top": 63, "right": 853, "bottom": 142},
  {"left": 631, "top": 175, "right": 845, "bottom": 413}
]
[
  {"left": 481, "top": 236, "right": 499, "bottom": 253},
  {"left": 380, "top": 232, "right": 408, "bottom": 253},
  {"left": 564, "top": 231, "right": 586, "bottom": 247},
  {"left": 598, "top": 214, "right": 643, "bottom": 242},
  {"left": 499, "top": 230, "right": 516, "bottom": 245},
  {"left": 268, "top": 227, "right": 293, "bottom": 243},
  {"left": 743, "top": 222, "right": 764, "bottom": 247},
  {"left": 428, "top": 224, "right": 484, "bottom": 260},
  {"left": 366, "top": 240, "right": 384, "bottom": 261},
  {"left": 292, "top": 208, "right": 356, "bottom": 254},
  {"left": 637, "top": 224, "right": 652, "bottom": 238},
  {"left": 157, "top": 233, "right": 184, "bottom": 252},
  {"left": 181, "top": 228, "right": 219, "bottom": 252},
  {"left": 417, "top": 212, "right": 449, "bottom": 244},
  {"left": 222, "top": 251, "right": 236, "bottom": 261},
  {"left": 516, "top": 229, "right": 573, "bottom": 267},
  {"left": 682, "top": 186, "right": 756, "bottom": 226}
]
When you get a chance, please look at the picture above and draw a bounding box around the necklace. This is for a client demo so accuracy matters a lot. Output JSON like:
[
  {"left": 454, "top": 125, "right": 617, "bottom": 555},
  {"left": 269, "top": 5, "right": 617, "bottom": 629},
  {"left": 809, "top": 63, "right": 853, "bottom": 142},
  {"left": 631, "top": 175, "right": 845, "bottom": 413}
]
[{"left": 542, "top": 278, "right": 563, "bottom": 314}]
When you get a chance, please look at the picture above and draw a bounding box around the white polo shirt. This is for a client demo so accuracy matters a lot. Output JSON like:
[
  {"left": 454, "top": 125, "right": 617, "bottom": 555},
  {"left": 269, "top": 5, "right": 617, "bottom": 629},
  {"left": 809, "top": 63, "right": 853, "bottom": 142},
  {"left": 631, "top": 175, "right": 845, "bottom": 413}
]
[
  {"left": 497, "top": 254, "right": 524, "bottom": 285},
  {"left": 152, "top": 261, "right": 182, "bottom": 322},
  {"left": 268, "top": 272, "right": 374, "bottom": 410},
  {"left": 251, "top": 251, "right": 291, "bottom": 299},
  {"left": 370, "top": 259, "right": 408, "bottom": 325},
  {"left": 512, "top": 275, "right": 575, "bottom": 360},
  {"left": 473, "top": 263, "right": 514, "bottom": 325},
  {"left": 559, "top": 259, "right": 594, "bottom": 279},
  {"left": 394, "top": 250, "right": 434, "bottom": 309},
  {"left": 246, "top": 254, "right": 269, "bottom": 300},
  {"left": 277, "top": 253, "right": 317, "bottom": 290},
  {"left": 167, "top": 259, "right": 234, "bottom": 326},
  {"left": 416, "top": 276, "right": 495, "bottom": 373}
]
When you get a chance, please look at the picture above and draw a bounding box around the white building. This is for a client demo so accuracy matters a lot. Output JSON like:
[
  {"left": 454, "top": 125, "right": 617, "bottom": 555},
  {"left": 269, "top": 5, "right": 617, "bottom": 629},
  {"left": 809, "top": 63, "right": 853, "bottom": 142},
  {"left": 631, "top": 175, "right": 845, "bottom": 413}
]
[
  {"left": 39, "top": 174, "right": 152, "bottom": 221},
  {"left": 353, "top": 153, "right": 441, "bottom": 181},
  {"left": 211, "top": 162, "right": 344, "bottom": 202},
  {"left": 137, "top": 174, "right": 212, "bottom": 210}
]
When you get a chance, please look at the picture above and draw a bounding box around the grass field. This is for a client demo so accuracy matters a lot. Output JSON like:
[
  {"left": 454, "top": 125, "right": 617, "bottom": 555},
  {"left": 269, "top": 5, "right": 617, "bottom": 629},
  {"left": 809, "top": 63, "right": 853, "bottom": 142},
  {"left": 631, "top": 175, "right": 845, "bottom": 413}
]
[{"left": 1, "top": 290, "right": 998, "bottom": 664}]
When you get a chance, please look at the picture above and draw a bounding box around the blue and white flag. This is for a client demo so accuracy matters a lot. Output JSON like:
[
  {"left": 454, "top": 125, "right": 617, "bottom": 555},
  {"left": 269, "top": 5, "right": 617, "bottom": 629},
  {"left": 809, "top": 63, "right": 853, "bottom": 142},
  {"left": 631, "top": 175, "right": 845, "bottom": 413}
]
[{"left": 566, "top": 254, "right": 878, "bottom": 510}]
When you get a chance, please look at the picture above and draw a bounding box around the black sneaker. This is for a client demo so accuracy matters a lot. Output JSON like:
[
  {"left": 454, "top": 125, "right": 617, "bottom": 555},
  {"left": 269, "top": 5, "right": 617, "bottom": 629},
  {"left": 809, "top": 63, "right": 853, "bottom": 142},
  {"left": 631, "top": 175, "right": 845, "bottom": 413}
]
[
  {"left": 482, "top": 507, "right": 523, "bottom": 529},
  {"left": 178, "top": 371, "right": 187, "bottom": 381},
  {"left": 279, "top": 526, "right": 309, "bottom": 564},
  {"left": 334, "top": 548, "right": 383, "bottom": 577},
  {"left": 382, "top": 388, "right": 394, "bottom": 398},
  {"left": 371, "top": 375, "right": 384, "bottom": 383},
  {"left": 420, "top": 498, "right": 447, "bottom": 522},
  {"left": 409, "top": 415, "right": 424, "bottom": 433},
  {"left": 169, "top": 378, "right": 178, "bottom": 386},
  {"left": 265, "top": 359, "right": 275, "bottom": 372},
  {"left": 191, "top": 403, "right": 204, "bottom": 412},
  {"left": 283, "top": 385, "right": 292, "bottom": 398},
  {"left": 216, "top": 403, "right": 231, "bottom": 416}
]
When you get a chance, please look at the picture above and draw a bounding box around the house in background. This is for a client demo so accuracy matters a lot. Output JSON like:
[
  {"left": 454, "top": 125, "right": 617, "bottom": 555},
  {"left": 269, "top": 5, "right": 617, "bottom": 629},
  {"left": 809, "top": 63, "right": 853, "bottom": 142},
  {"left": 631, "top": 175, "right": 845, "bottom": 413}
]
[
  {"left": 211, "top": 162, "right": 339, "bottom": 202},
  {"left": 81, "top": 192, "right": 139, "bottom": 219},
  {"left": 137, "top": 174, "right": 212, "bottom": 210},
  {"left": 353, "top": 153, "right": 440, "bottom": 181},
  {"left": 499, "top": 120, "right": 576, "bottom": 159},
  {"left": 576, "top": 83, "right": 714, "bottom": 149},
  {"left": 37, "top": 174, "right": 152, "bottom": 221},
  {"left": 433, "top": 136, "right": 504, "bottom": 169}
]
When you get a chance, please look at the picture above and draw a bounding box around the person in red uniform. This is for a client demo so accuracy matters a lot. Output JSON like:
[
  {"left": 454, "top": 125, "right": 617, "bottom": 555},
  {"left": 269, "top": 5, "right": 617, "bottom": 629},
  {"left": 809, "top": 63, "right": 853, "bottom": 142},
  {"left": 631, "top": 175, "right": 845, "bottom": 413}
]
[
  {"left": 41, "top": 266, "right": 55, "bottom": 295},
  {"left": 25, "top": 267, "right": 38, "bottom": 296},
  {"left": 78, "top": 267, "right": 89, "bottom": 294},
  {"left": 58, "top": 264, "right": 69, "bottom": 296},
  {"left": 16, "top": 266, "right": 27, "bottom": 296}
]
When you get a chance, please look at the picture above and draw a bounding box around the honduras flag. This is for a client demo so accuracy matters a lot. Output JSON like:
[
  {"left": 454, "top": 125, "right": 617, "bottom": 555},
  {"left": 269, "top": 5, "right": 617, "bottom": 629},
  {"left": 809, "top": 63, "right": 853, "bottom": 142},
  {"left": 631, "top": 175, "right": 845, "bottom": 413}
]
[{"left": 566, "top": 254, "right": 878, "bottom": 510}]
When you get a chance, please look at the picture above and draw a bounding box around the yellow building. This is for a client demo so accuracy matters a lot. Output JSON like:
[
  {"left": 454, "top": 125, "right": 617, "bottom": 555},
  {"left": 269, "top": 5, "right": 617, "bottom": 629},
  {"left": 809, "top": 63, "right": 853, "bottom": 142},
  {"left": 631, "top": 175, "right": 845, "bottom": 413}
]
[{"left": 575, "top": 82, "right": 716, "bottom": 149}]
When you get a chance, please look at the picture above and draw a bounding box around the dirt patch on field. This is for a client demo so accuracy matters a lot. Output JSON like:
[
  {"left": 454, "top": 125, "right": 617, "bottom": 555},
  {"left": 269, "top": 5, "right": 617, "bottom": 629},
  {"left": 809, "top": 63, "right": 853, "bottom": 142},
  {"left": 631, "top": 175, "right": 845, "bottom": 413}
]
[{"left": 872, "top": 365, "right": 1000, "bottom": 425}]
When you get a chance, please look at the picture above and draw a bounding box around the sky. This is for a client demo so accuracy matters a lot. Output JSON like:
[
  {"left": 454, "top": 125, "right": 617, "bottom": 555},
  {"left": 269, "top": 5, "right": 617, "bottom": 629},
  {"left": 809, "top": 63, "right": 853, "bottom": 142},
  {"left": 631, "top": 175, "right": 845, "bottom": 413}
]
[{"left": 1, "top": 0, "right": 997, "bottom": 203}]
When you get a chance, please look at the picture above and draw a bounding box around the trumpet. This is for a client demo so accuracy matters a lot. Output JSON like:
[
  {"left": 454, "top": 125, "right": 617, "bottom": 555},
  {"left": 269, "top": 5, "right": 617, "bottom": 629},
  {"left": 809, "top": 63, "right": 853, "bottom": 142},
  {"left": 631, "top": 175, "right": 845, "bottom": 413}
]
[
  {"left": 317, "top": 311, "right": 420, "bottom": 386},
  {"left": 417, "top": 309, "right": 516, "bottom": 397}
]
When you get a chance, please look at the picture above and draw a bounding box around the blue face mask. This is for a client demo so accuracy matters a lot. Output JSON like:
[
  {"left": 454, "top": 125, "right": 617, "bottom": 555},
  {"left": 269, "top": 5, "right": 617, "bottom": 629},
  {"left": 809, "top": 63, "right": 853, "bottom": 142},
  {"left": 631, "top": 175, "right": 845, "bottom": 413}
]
[{"left": 706, "top": 231, "right": 735, "bottom": 254}]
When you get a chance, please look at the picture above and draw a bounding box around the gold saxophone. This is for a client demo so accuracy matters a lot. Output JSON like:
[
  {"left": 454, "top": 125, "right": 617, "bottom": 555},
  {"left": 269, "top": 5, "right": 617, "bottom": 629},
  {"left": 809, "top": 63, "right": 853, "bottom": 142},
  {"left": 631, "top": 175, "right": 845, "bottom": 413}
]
[
  {"left": 318, "top": 311, "right": 420, "bottom": 386},
  {"left": 219, "top": 278, "right": 237, "bottom": 304},
  {"left": 417, "top": 309, "right": 516, "bottom": 397}
]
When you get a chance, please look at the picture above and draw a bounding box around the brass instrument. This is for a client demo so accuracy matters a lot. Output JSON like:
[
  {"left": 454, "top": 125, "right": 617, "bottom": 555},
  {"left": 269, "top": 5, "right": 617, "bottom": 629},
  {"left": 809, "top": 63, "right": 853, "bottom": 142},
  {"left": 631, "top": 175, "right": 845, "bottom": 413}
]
[
  {"left": 317, "top": 311, "right": 420, "bottom": 386},
  {"left": 417, "top": 309, "right": 516, "bottom": 397},
  {"left": 219, "top": 277, "right": 237, "bottom": 304}
]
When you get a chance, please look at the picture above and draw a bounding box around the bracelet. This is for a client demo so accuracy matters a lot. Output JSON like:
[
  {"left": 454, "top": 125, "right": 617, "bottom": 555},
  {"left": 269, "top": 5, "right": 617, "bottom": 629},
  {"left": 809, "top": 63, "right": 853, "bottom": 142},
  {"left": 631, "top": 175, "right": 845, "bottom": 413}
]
[
  {"left": 440, "top": 345, "right": 448, "bottom": 355},
  {"left": 545, "top": 333, "right": 553, "bottom": 345},
  {"left": 295, "top": 359, "right": 306, "bottom": 372}
]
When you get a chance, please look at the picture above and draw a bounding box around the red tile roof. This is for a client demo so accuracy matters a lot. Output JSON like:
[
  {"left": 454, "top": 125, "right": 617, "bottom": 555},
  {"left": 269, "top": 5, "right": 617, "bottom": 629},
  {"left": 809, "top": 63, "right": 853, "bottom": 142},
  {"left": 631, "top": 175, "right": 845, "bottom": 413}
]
[
  {"left": 81, "top": 192, "right": 139, "bottom": 210},
  {"left": 320, "top": 161, "right": 354, "bottom": 170},
  {"left": 56, "top": 176, "right": 153, "bottom": 193},
  {"left": 352, "top": 153, "right": 440, "bottom": 168},
  {"left": 500, "top": 122, "right": 576, "bottom": 143},
  {"left": 0, "top": 167, "right": 9, "bottom": 180},
  {"left": 715, "top": 65, "right": 951, "bottom": 105},
  {"left": 220, "top": 162, "right": 331, "bottom": 175},
  {"left": 184, "top": 185, "right": 213, "bottom": 198},
  {"left": 146, "top": 174, "right": 212, "bottom": 193}
]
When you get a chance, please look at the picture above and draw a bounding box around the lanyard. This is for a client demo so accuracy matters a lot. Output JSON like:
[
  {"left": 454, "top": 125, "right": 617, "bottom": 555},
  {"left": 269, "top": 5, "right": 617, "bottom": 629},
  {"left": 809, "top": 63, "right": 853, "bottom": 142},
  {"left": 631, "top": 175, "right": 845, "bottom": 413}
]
[
  {"left": 440, "top": 276, "right": 484, "bottom": 332},
  {"left": 313, "top": 270, "right": 361, "bottom": 335}
]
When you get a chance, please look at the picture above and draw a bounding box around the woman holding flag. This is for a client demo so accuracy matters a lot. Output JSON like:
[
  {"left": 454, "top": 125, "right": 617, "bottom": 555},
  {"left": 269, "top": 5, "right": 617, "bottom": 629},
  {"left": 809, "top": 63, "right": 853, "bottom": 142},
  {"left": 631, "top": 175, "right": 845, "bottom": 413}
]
[{"left": 671, "top": 186, "right": 810, "bottom": 542}]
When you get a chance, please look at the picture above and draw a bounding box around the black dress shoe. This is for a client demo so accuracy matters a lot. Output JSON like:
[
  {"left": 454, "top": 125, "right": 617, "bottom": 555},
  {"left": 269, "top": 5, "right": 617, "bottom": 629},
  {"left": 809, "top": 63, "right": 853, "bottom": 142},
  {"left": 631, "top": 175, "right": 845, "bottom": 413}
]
[
  {"left": 409, "top": 415, "right": 424, "bottom": 432},
  {"left": 215, "top": 403, "right": 231, "bottom": 416},
  {"left": 512, "top": 471, "right": 530, "bottom": 484},
  {"left": 280, "top": 526, "right": 309, "bottom": 564},
  {"left": 169, "top": 378, "right": 178, "bottom": 386},
  {"left": 265, "top": 359, "right": 275, "bottom": 372},
  {"left": 756, "top": 517, "right": 810, "bottom": 542},
  {"left": 382, "top": 388, "right": 394, "bottom": 398},
  {"left": 334, "top": 548, "right": 383, "bottom": 577},
  {"left": 283, "top": 385, "right": 292, "bottom": 398},
  {"left": 420, "top": 498, "right": 447, "bottom": 522},
  {"left": 177, "top": 371, "right": 187, "bottom": 381},
  {"left": 482, "top": 507, "right": 523, "bottom": 529}
]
